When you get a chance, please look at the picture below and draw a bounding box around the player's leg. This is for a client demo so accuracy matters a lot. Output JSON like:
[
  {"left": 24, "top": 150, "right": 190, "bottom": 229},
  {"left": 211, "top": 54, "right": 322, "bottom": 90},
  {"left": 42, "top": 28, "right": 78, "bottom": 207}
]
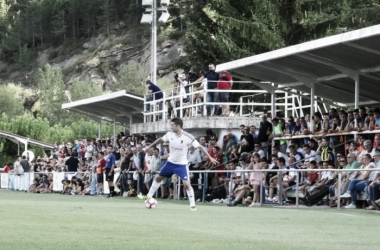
[
  {"left": 139, "top": 161, "right": 173, "bottom": 200},
  {"left": 145, "top": 175, "right": 164, "bottom": 199},
  {"left": 174, "top": 164, "right": 196, "bottom": 210}
]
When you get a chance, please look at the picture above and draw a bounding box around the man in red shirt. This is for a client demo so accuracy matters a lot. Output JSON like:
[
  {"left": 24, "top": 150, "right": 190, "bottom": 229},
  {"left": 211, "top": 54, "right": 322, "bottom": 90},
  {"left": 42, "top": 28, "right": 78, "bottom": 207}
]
[
  {"left": 3, "top": 163, "right": 11, "bottom": 173},
  {"left": 216, "top": 70, "right": 233, "bottom": 117},
  {"left": 96, "top": 152, "right": 106, "bottom": 195}
]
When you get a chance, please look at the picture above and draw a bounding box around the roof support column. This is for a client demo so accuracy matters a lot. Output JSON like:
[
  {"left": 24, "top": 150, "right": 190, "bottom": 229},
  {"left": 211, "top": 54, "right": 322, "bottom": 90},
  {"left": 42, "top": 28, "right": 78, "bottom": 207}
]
[
  {"left": 271, "top": 88, "right": 276, "bottom": 118},
  {"left": 129, "top": 116, "right": 133, "bottom": 135},
  {"left": 355, "top": 74, "right": 360, "bottom": 109},
  {"left": 113, "top": 117, "right": 116, "bottom": 145},
  {"left": 98, "top": 120, "right": 102, "bottom": 140},
  {"left": 18, "top": 142, "right": 20, "bottom": 156},
  {"left": 310, "top": 82, "right": 315, "bottom": 132}
]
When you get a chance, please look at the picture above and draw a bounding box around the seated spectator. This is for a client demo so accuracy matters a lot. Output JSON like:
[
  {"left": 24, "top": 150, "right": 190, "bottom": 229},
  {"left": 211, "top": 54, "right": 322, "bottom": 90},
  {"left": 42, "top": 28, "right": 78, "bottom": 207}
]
[
  {"left": 300, "top": 160, "right": 319, "bottom": 197},
  {"left": 288, "top": 144, "right": 304, "bottom": 162},
  {"left": 305, "top": 161, "right": 334, "bottom": 197},
  {"left": 359, "top": 140, "right": 375, "bottom": 159},
  {"left": 316, "top": 137, "right": 334, "bottom": 164},
  {"left": 341, "top": 154, "right": 375, "bottom": 209},
  {"left": 364, "top": 151, "right": 380, "bottom": 210}
]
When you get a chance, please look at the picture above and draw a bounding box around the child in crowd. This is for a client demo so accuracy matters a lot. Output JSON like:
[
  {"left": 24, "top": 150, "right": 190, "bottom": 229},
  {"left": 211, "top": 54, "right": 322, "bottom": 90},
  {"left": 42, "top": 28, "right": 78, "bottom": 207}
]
[{"left": 126, "top": 178, "right": 137, "bottom": 197}]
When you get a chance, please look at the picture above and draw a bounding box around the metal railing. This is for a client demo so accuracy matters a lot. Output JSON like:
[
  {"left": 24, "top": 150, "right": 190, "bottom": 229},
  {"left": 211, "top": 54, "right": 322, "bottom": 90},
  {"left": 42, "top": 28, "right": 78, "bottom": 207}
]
[
  {"left": 143, "top": 80, "right": 307, "bottom": 122},
  {"left": 2, "top": 168, "right": 377, "bottom": 210}
]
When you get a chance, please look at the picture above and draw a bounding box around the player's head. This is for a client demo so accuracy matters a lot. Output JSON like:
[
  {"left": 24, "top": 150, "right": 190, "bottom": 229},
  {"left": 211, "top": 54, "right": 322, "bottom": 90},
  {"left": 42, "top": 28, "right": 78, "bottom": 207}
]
[{"left": 171, "top": 117, "right": 183, "bottom": 130}]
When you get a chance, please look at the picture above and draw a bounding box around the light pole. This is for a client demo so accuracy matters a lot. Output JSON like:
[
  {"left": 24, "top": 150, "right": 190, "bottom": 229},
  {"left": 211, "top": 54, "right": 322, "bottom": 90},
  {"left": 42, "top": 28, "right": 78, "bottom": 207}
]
[{"left": 141, "top": 0, "right": 171, "bottom": 85}]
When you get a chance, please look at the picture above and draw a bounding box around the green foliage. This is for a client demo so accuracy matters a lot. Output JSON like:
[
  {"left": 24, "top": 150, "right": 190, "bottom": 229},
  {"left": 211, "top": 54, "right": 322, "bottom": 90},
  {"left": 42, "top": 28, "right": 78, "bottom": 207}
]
[
  {"left": 35, "top": 64, "right": 69, "bottom": 125},
  {"left": 0, "top": 85, "right": 24, "bottom": 119},
  {"left": 69, "top": 78, "right": 102, "bottom": 102},
  {"left": 116, "top": 60, "right": 145, "bottom": 95}
]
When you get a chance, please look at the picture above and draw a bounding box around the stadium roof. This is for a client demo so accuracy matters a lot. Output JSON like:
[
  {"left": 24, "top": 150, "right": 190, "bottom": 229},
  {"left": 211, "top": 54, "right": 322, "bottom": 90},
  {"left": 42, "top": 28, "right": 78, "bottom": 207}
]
[
  {"left": 216, "top": 24, "right": 380, "bottom": 107},
  {"left": 0, "top": 130, "right": 53, "bottom": 149},
  {"left": 61, "top": 90, "right": 144, "bottom": 125}
]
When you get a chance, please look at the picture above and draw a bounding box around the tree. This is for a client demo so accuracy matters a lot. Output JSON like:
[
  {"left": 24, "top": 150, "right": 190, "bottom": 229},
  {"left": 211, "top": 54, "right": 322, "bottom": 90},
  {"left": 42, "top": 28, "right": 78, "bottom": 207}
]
[
  {"left": 0, "top": 84, "right": 24, "bottom": 119},
  {"left": 69, "top": 78, "right": 102, "bottom": 102},
  {"left": 117, "top": 60, "right": 145, "bottom": 95},
  {"left": 35, "top": 63, "right": 69, "bottom": 125}
]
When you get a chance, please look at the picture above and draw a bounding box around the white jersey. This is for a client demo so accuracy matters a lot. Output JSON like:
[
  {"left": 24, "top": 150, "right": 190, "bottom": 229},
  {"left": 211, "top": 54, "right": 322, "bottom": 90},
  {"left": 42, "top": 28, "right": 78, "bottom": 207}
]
[{"left": 162, "top": 130, "right": 200, "bottom": 165}]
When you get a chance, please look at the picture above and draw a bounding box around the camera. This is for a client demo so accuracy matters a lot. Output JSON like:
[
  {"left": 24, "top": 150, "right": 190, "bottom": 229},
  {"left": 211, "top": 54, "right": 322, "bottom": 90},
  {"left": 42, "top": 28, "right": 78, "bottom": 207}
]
[
  {"left": 174, "top": 73, "right": 179, "bottom": 81},
  {"left": 188, "top": 69, "right": 198, "bottom": 82}
]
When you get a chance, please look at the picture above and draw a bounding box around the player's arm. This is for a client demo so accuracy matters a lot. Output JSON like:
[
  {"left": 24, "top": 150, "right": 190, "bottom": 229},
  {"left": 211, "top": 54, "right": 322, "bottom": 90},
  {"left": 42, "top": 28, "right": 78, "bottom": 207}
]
[
  {"left": 198, "top": 145, "right": 218, "bottom": 165},
  {"left": 146, "top": 137, "right": 164, "bottom": 151}
]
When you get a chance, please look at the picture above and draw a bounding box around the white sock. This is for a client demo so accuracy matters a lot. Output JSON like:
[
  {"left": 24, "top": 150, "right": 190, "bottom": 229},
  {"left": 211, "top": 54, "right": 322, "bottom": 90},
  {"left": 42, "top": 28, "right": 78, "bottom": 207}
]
[
  {"left": 186, "top": 188, "right": 195, "bottom": 207},
  {"left": 147, "top": 179, "right": 161, "bottom": 198}
]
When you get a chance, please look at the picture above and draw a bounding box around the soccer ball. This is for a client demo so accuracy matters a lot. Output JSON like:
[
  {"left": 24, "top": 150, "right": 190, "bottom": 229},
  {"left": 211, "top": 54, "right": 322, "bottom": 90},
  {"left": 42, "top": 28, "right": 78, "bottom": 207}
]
[{"left": 145, "top": 198, "right": 158, "bottom": 209}]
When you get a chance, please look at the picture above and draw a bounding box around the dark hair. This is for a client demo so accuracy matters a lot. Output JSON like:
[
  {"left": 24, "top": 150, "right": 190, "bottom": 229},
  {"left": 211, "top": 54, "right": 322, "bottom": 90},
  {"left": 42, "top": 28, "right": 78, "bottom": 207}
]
[
  {"left": 99, "top": 152, "right": 104, "bottom": 156},
  {"left": 171, "top": 117, "right": 183, "bottom": 128},
  {"left": 278, "top": 157, "right": 285, "bottom": 164}
]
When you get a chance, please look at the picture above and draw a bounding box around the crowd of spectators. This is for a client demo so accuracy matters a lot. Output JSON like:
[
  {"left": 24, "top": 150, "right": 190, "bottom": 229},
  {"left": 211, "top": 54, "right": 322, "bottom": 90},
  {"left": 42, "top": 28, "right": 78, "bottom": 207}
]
[{"left": 2, "top": 107, "right": 380, "bottom": 210}]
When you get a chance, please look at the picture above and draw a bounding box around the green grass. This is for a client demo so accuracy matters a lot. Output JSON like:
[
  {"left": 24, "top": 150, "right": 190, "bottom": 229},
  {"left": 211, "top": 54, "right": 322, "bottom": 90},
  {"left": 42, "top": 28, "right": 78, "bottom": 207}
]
[{"left": 1, "top": 190, "right": 380, "bottom": 250}]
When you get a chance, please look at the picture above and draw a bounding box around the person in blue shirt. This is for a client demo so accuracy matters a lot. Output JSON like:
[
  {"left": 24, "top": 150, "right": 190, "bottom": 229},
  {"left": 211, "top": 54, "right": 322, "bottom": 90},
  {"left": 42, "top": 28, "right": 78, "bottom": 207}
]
[
  {"left": 104, "top": 146, "right": 116, "bottom": 198},
  {"left": 145, "top": 80, "right": 163, "bottom": 115}
]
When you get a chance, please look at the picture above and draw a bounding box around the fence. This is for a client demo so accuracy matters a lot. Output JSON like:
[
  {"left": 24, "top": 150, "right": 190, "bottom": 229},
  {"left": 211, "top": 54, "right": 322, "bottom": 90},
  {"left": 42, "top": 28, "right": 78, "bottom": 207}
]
[{"left": 1, "top": 168, "right": 377, "bottom": 209}]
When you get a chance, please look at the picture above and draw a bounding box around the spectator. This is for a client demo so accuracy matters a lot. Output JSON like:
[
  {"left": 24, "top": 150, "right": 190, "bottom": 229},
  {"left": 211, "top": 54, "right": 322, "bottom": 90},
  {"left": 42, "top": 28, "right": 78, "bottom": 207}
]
[
  {"left": 145, "top": 80, "right": 163, "bottom": 114},
  {"left": 216, "top": 70, "right": 233, "bottom": 117},
  {"left": 341, "top": 153, "right": 375, "bottom": 209},
  {"left": 194, "top": 63, "right": 220, "bottom": 116},
  {"left": 359, "top": 140, "right": 376, "bottom": 158},
  {"left": 187, "top": 145, "right": 202, "bottom": 192},
  {"left": 239, "top": 125, "right": 253, "bottom": 154},
  {"left": 96, "top": 152, "right": 106, "bottom": 195},
  {"left": 65, "top": 153, "right": 80, "bottom": 172},
  {"left": 258, "top": 115, "right": 273, "bottom": 158}
]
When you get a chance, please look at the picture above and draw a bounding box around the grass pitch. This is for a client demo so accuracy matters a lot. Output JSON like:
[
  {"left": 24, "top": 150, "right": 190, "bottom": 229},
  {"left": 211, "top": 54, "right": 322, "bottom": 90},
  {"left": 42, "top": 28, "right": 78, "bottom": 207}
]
[{"left": 1, "top": 191, "right": 380, "bottom": 250}]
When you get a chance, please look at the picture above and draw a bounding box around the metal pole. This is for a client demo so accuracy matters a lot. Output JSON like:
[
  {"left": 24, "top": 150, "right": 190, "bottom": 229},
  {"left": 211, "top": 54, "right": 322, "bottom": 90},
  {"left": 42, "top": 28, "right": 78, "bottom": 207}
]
[
  {"left": 98, "top": 120, "right": 102, "bottom": 139},
  {"left": 260, "top": 172, "right": 263, "bottom": 205},
  {"left": 202, "top": 172, "right": 207, "bottom": 202},
  {"left": 310, "top": 82, "right": 315, "bottom": 131},
  {"left": 354, "top": 74, "right": 360, "bottom": 109},
  {"left": 18, "top": 142, "right": 20, "bottom": 156},
  {"left": 337, "top": 172, "right": 341, "bottom": 209},
  {"left": 129, "top": 116, "right": 133, "bottom": 135},
  {"left": 113, "top": 117, "right": 116, "bottom": 145},
  {"left": 271, "top": 89, "right": 276, "bottom": 118},
  {"left": 152, "top": 0, "right": 157, "bottom": 85},
  {"left": 296, "top": 172, "right": 299, "bottom": 208}
]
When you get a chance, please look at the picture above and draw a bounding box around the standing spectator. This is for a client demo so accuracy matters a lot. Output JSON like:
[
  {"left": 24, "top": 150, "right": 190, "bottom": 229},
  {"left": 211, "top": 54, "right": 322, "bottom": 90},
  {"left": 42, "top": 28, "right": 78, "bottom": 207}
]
[
  {"left": 85, "top": 140, "right": 94, "bottom": 159},
  {"left": 90, "top": 151, "right": 99, "bottom": 196},
  {"left": 96, "top": 152, "right": 106, "bottom": 195},
  {"left": 194, "top": 63, "right": 220, "bottom": 116},
  {"left": 145, "top": 80, "right": 163, "bottom": 114},
  {"left": 272, "top": 118, "right": 286, "bottom": 153},
  {"left": 104, "top": 146, "right": 116, "bottom": 198},
  {"left": 216, "top": 70, "right": 233, "bottom": 117},
  {"left": 13, "top": 156, "right": 23, "bottom": 190},
  {"left": 134, "top": 144, "right": 146, "bottom": 195},
  {"left": 258, "top": 115, "right": 273, "bottom": 158},
  {"left": 65, "top": 154, "right": 80, "bottom": 172},
  {"left": 160, "top": 142, "right": 170, "bottom": 198},
  {"left": 239, "top": 125, "right": 253, "bottom": 154},
  {"left": 20, "top": 156, "right": 30, "bottom": 191},
  {"left": 188, "top": 145, "right": 202, "bottom": 192}
]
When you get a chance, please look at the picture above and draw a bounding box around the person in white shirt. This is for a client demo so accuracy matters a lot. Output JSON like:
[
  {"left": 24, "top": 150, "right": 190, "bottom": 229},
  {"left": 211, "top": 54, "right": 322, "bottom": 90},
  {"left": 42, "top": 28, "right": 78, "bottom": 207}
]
[
  {"left": 272, "top": 146, "right": 288, "bottom": 165},
  {"left": 144, "top": 148, "right": 154, "bottom": 190},
  {"left": 302, "top": 144, "right": 321, "bottom": 163},
  {"left": 358, "top": 140, "right": 376, "bottom": 158},
  {"left": 187, "top": 145, "right": 202, "bottom": 192},
  {"left": 138, "top": 118, "right": 217, "bottom": 211}
]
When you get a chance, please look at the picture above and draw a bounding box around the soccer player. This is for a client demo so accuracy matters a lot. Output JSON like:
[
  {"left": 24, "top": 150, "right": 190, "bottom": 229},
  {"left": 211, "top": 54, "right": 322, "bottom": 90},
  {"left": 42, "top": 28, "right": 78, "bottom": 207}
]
[
  {"left": 104, "top": 146, "right": 116, "bottom": 198},
  {"left": 138, "top": 117, "right": 218, "bottom": 211}
]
